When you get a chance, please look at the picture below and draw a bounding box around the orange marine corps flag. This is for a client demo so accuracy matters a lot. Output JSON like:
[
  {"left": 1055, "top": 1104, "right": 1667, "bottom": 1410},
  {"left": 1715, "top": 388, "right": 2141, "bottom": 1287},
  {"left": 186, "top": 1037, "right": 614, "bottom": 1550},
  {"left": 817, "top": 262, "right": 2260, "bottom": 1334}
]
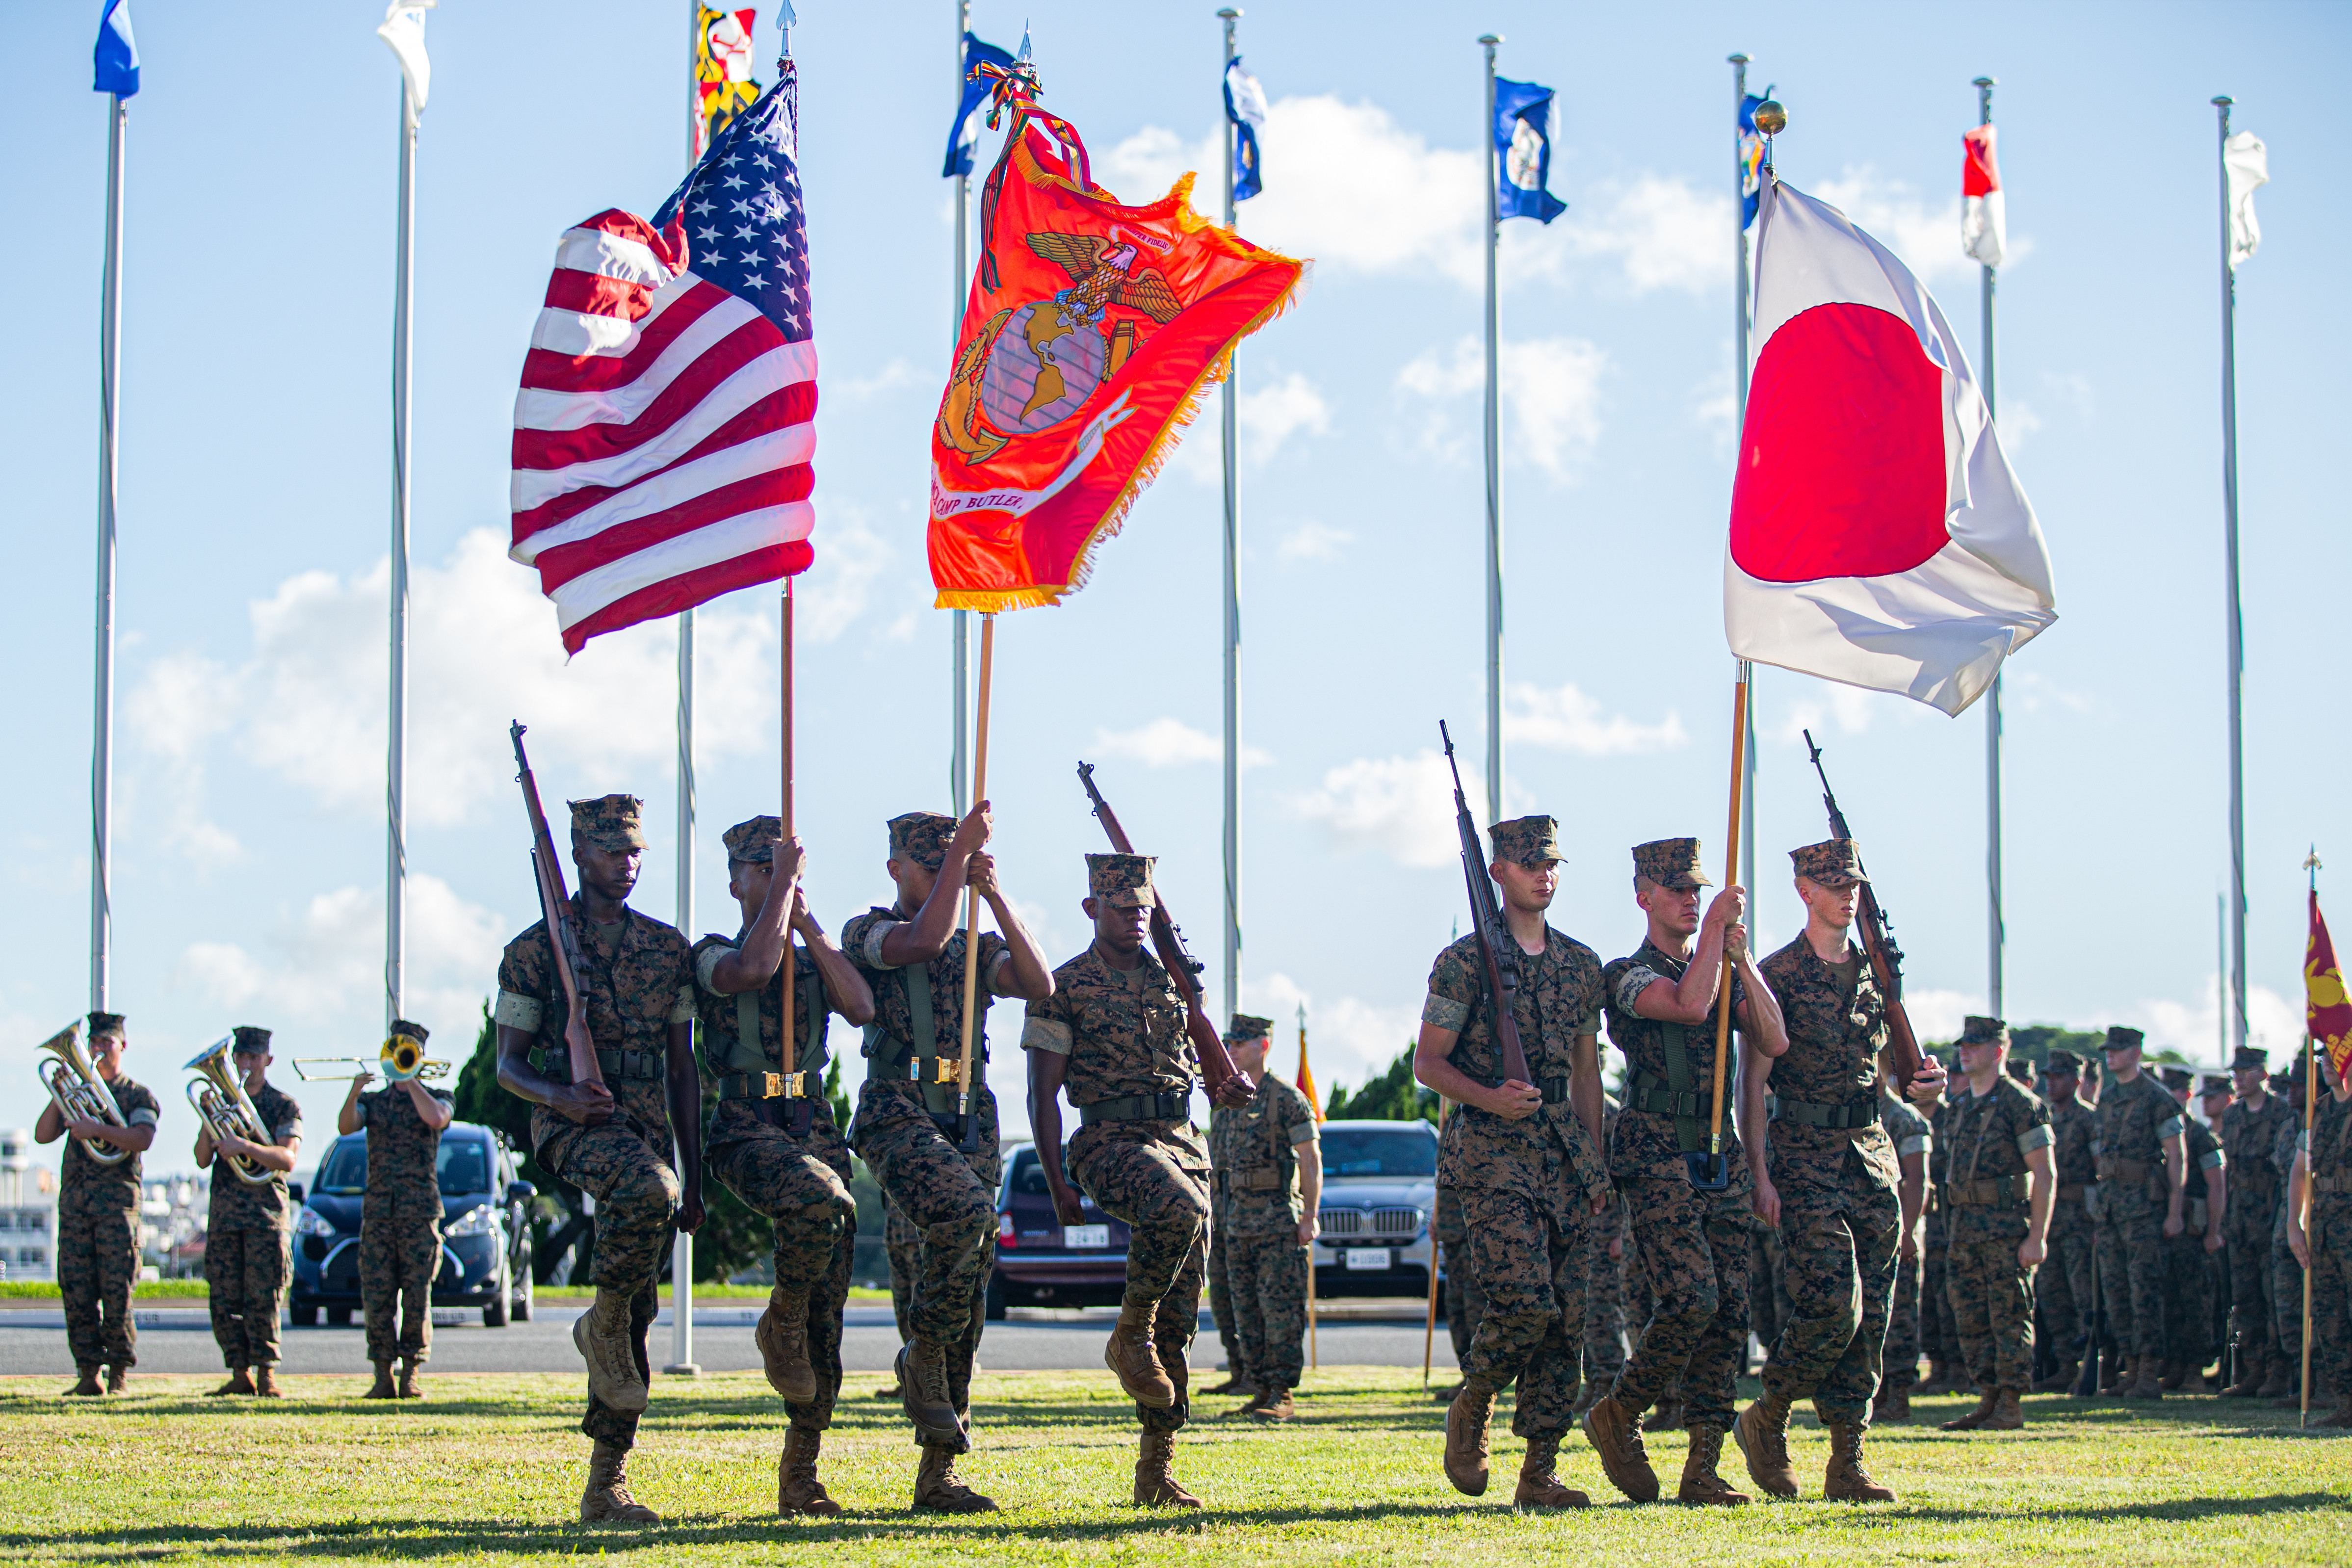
[
  {"left": 928, "top": 54, "right": 1306, "bottom": 610},
  {"left": 2308, "top": 888, "right": 2352, "bottom": 1077}
]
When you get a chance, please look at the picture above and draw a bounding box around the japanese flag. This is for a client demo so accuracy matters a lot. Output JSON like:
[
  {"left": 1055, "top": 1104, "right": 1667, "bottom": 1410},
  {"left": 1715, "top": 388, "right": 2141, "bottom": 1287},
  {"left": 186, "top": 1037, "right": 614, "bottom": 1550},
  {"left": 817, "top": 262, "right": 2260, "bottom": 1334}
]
[{"left": 1725, "top": 171, "right": 2055, "bottom": 717}]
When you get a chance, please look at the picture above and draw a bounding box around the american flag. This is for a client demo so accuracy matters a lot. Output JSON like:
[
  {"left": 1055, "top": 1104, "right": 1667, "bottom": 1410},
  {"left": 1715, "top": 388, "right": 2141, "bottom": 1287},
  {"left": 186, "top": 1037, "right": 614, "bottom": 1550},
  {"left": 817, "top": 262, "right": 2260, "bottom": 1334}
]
[{"left": 510, "top": 65, "right": 815, "bottom": 653}]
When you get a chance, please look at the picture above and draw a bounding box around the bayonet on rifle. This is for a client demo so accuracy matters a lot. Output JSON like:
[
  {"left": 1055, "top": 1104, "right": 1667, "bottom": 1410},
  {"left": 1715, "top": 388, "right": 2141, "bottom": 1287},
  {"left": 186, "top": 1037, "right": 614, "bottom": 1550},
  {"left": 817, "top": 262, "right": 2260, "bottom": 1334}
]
[
  {"left": 1075, "top": 762, "right": 1245, "bottom": 1105},
  {"left": 1439, "top": 722, "right": 1533, "bottom": 1088},
  {"left": 511, "top": 723, "right": 602, "bottom": 1089},
  {"left": 1801, "top": 730, "right": 1925, "bottom": 1090}
]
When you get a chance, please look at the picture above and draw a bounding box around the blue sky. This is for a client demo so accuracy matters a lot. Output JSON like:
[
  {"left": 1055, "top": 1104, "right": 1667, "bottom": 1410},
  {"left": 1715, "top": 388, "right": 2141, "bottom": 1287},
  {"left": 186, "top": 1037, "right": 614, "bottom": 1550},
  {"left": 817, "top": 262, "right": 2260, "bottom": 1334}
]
[{"left": 5, "top": 0, "right": 2344, "bottom": 1179}]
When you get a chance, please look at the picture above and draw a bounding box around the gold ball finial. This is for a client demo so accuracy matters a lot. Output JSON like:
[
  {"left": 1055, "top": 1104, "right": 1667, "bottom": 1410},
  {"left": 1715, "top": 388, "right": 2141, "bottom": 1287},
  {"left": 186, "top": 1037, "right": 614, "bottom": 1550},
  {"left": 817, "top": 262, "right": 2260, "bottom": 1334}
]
[{"left": 1753, "top": 99, "right": 1787, "bottom": 136}]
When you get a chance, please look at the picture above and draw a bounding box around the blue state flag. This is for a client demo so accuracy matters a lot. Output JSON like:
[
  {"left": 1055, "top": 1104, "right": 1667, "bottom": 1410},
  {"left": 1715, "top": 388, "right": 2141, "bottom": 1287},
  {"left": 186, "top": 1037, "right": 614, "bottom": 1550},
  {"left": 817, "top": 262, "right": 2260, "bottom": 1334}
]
[
  {"left": 93, "top": 0, "right": 139, "bottom": 97},
  {"left": 1739, "top": 92, "right": 1768, "bottom": 229},
  {"left": 1493, "top": 77, "right": 1565, "bottom": 223},
  {"left": 1224, "top": 57, "right": 1267, "bottom": 202},
  {"left": 942, "top": 29, "right": 1019, "bottom": 178}
]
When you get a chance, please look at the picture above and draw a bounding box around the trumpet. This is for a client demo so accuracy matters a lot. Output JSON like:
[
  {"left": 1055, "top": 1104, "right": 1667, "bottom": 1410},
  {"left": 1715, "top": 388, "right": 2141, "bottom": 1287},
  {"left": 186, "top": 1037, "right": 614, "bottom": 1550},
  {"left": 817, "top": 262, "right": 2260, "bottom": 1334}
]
[
  {"left": 37, "top": 1022, "right": 131, "bottom": 1166},
  {"left": 292, "top": 1033, "right": 450, "bottom": 1084},
  {"left": 185, "top": 1035, "right": 281, "bottom": 1188}
]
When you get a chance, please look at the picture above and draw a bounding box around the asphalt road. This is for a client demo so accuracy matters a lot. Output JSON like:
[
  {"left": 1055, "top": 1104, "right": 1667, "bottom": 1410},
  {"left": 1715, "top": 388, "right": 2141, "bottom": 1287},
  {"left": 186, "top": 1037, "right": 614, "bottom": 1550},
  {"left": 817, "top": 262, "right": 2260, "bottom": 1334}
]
[{"left": 0, "top": 1304, "right": 1460, "bottom": 1379}]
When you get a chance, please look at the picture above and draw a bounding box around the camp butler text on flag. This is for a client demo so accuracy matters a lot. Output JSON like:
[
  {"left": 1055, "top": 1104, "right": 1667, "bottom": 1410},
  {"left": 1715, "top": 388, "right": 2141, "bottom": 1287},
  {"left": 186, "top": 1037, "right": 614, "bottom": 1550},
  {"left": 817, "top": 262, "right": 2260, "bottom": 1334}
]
[
  {"left": 927, "top": 81, "right": 1304, "bottom": 612},
  {"left": 1724, "top": 169, "right": 2055, "bottom": 717}
]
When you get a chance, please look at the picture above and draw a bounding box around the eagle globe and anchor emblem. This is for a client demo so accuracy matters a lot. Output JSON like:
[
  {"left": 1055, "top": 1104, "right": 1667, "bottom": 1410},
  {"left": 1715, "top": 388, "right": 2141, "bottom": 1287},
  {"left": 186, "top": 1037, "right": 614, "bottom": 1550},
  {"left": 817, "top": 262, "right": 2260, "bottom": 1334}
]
[{"left": 938, "top": 227, "right": 1183, "bottom": 464}]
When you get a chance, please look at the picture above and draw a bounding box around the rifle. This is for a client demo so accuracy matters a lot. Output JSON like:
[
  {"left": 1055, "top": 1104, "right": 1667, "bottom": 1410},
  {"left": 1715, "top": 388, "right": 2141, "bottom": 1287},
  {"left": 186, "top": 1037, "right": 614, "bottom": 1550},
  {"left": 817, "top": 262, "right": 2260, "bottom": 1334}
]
[
  {"left": 1801, "top": 730, "right": 1924, "bottom": 1092},
  {"left": 510, "top": 722, "right": 602, "bottom": 1089},
  {"left": 1438, "top": 723, "right": 1532, "bottom": 1088},
  {"left": 1074, "top": 763, "right": 1244, "bottom": 1105}
]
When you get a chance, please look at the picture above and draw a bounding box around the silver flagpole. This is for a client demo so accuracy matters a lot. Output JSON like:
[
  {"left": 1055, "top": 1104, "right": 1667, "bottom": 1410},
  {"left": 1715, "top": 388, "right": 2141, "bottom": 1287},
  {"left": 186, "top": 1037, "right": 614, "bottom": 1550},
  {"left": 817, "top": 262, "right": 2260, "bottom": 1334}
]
[
  {"left": 1219, "top": 7, "right": 1242, "bottom": 1025},
  {"left": 668, "top": 0, "right": 703, "bottom": 1379},
  {"left": 91, "top": 90, "right": 128, "bottom": 1014},
  {"left": 2215, "top": 94, "right": 2247, "bottom": 1055},
  {"left": 1479, "top": 34, "right": 1503, "bottom": 827},
  {"left": 1976, "top": 75, "right": 2003, "bottom": 1020},
  {"left": 386, "top": 66, "right": 419, "bottom": 1032},
  {"left": 1730, "top": 53, "right": 1755, "bottom": 905},
  {"left": 951, "top": 0, "right": 970, "bottom": 812},
  {"left": 2217, "top": 891, "right": 2227, "bottom": 1064}
]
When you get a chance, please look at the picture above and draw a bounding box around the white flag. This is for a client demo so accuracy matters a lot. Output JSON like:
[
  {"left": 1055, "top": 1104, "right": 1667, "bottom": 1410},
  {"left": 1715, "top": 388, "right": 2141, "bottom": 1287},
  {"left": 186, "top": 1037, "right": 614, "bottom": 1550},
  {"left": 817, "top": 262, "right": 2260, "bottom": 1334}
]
[
  {"left": 378, "top": 0, "right": 434, "bottom": 128},
  {"left": 2225, "top": 130, "right": 2268, "bottom": 269}
]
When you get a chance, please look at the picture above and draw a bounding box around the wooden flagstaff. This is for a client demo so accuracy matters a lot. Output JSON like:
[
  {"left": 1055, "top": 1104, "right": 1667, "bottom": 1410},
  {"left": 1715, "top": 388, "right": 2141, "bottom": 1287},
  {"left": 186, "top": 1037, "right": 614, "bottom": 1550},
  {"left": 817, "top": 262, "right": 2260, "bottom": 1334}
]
[
  {"left": 2302, "top": 848, "right": 2321, "bottom": 1428},
  {"left": 1422, "top": 1098, "right": 1447, "bottom": 1387},
  {"left": 1707, "top": 661, "right": 1753, "bottom": 1176},
  {"left": 952, "top": 613, "right": 997, "bottom": 1145},
  {"left": 779, "top": 576, "right": 796, "bottom": 1101}
]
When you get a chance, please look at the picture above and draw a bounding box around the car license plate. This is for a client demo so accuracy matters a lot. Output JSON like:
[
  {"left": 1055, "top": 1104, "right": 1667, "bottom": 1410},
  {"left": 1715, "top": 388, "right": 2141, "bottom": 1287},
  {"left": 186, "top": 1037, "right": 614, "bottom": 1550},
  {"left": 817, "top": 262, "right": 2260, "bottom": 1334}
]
[
  {"left": 1345, "top": 1247, "right": 1389, "bottom": 1270},
  {"left": 1064, "top": 1224, "right": 1110, "bottom": 1249}
]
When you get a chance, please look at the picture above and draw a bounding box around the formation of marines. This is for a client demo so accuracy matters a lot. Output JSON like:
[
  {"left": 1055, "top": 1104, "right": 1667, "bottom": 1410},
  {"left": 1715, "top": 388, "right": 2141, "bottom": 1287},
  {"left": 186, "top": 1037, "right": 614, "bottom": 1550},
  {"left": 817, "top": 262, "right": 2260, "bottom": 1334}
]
[{"left": 37, "top": 790, "right": 2352, "bottom": 1525}]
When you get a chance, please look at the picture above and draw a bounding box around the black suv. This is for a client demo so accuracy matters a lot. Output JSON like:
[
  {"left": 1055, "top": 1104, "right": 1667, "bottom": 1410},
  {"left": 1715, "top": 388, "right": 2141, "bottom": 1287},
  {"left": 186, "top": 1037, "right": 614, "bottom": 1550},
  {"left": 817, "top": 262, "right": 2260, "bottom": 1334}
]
[
  {"left": 987, "top": 1141, "right": 1131, "bottom": 1317},
  {"left": 289, "top": 1122, "right": 536, "bottom": 1328}
]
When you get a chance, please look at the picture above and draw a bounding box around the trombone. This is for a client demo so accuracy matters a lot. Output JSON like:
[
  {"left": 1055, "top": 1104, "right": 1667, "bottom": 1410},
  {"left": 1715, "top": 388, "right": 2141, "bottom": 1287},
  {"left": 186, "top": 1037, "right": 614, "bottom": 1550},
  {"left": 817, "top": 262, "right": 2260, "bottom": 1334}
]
[
  {"left": 37, "top": 1022, "right": 132, "bottom": 1166},
  {"left": 292, "top": 1033, "right": 450, "bottom": 1084},
  {"left": 185, "top": 1035, "right": 281, "bottom": 1188}
]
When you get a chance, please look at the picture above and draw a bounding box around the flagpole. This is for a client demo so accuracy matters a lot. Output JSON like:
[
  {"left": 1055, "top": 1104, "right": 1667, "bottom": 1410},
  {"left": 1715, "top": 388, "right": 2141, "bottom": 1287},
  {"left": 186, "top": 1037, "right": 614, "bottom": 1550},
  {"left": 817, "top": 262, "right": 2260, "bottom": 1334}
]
[
  {"left": 2215, "top": 95, "right": 2248, "bottom": 1057},
  {"left": 951, "top": 0, "right": 970, "bottom": 814},
  {"left": 386, "top": 69, "right": 418, "bottom": 1034},
  {"left": 1977, "top": 76, "right": 2004, "bottom": 1021},
  {"left": 668, "top": 0, "right": 704, "bottom": 1379},
  {"left": 1479, "top": 34, "right": 1503, "bottom": 828},
  {"left": 91, "top": 89, "right": 127, "bottom": 1014},
  {"left": 2301, "top": 847, "right": 2321, "bottom": 1427},
  {"left": 952, "top": 615, "right": 998, "bottom": 1145},
  {"left": 1729, "top": 54, "right": 1756, "bottom": 908},
  {"left": 1219, "top": 7, "right": 1243, "bottom": 1027}
]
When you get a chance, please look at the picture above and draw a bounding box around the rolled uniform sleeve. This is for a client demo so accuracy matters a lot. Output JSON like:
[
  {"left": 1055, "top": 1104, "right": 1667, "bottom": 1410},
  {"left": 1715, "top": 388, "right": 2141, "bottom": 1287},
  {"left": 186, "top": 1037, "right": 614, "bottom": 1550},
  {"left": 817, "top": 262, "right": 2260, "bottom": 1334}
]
[
  {"left": 2016, "top": 1123, "right": 2054, "bottom": 1154},
  {"left": 1897, "top": 1128, "right": 1931, "bottom": 1159},
  {"left": 1613, "top": 965, "right": 1667, "bottom": 1015},
  {"left": 272, "top": 1107, "right": 304, "bottom": 1147},
  {"left": 669, "top": 983, "right": 697, "bottom": 1025},
  {"left": 1022, "top": 989, "right": 1074, "bottom": 1055},
  {"left": 125, "top": 1102, "right": 159, "bottom": 1129},
  {"left": 2158, "top": 1113, "right": 2186, "bottom": 1143},
  {"left": 694, "top": 942, "right": 733, "bottom": 993},
  {"left": 494, "top": 990, "right": 544, "bottom": 1032},
  {"left": 1423, "top": 944, "right": 1478, "bottom": 1033},
  {"left": 2199, "top": 1145, "right": 2226, "bottom": 1172},
  {"left": 352, "top": 1095, "right": 373, "bottom": 1130}
]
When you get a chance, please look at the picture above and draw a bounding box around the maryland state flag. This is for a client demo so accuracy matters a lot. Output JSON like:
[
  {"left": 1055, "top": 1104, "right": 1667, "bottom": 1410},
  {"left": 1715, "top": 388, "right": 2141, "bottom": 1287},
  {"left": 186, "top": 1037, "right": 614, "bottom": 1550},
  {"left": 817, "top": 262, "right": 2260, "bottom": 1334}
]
[
  {"left": 929, "top": 68, "right": 1305, "bottom": 610},
  {"left": 2309, "top": 890, "right": 2352, "bottom": 1077}
]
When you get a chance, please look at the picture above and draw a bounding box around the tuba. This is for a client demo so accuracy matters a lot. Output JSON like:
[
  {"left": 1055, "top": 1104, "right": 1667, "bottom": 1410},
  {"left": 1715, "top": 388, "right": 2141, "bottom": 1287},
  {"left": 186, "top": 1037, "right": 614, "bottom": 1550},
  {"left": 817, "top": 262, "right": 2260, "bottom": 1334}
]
[
  {"left": 37, "top": 1023, "right": 131, "bottom": 1166},
  {"left": 185, "top": 1035, "right": 280, "bottom": 1188}
]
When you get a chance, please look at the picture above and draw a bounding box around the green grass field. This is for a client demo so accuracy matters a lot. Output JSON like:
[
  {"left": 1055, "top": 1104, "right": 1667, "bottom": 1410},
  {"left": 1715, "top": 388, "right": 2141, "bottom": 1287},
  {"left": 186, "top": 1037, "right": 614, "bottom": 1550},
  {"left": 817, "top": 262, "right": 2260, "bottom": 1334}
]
[{"left": 2, "top": 1367, "right": 2342, "bottom": 1565}]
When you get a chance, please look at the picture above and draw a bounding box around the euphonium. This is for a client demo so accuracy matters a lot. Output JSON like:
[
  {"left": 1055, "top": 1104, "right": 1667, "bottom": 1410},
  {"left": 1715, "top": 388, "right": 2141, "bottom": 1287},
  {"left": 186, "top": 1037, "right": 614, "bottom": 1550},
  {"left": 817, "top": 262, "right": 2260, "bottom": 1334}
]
[
  {"left": 184, "top": 1035, "right": 279, "bottom": 1188},
  {"left": 37, "top": 1023, "right": 131, "bottom": 1166}
]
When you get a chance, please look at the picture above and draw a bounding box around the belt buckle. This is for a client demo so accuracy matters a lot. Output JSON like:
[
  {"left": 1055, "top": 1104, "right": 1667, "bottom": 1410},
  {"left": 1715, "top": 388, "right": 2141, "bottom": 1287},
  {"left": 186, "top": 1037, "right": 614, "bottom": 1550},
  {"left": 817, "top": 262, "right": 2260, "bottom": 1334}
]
[
  {"left": 930, "top": 1058, "right": 964, "bottom": 1086},
  {"left": 763, "top": 1071, "right": 804, "bottom": 1099}
]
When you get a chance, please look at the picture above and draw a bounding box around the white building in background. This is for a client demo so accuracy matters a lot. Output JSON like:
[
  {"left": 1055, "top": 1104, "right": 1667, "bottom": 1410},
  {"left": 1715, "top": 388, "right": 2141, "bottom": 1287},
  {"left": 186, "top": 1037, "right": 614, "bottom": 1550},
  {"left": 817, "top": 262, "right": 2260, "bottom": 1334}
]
[{"left": 0, "top": 1129, "right": 58, "bottom": 1281}]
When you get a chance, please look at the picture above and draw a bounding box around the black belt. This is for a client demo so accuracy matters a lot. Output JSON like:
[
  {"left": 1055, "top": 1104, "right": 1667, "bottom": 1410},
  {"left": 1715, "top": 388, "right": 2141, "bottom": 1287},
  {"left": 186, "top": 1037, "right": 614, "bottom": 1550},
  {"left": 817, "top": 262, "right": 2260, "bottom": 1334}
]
[
  {"left": 719, "top": 1070, "right": 807, "bottom": 1101},
  {"left": 1078, "top": 1091, "right": 1189, "bottom": 1125},
  {"left": 1770, "top": 1093, "right": 1879, "bottom": 1130},
  {"left": 531, "top": 1045, "right": 666, "bottom": 1081},
  {"left": 1481, "top": 1074, "right": 1570, "bottom": 1105}
]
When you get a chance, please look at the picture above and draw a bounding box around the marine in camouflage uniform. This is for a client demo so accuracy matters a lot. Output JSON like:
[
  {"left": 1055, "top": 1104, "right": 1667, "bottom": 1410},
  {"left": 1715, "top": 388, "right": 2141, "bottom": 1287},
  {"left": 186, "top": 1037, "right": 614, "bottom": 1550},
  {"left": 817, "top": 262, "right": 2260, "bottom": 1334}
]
[
  {"left": 2156, "top": 1067, "right": 2226, "bottom": 1387},
  {"left": 2219, "top": 1048, "right": 2292, "bottom": 1397},
  {"left": 2091, "top": 1026, "right": 2187, "bottom": 1399},
  {"left": 1204, "top": 1216, "right": 1244, "bottom": 1395},
  {"left": 1434, "top": 1176, "right": 1487, "bottom": 1392},
  {"left": 1578, "top": 1096, "right": 1628, "bottom": 1411},
  {"left": 1734, "top": 838, "right": 1944, "bottom": 1504},
  {"left": 2288, "top": 1057, "right": 2352, "bottom": 1425},
  {"left": 1025, "top": 852, "right": 1241, "bottom": 1508},
  {"left": 1916, "top": 1083, "right": 1961, "bottom": 1392},
  {"left": 692, "top": 817, "right": 877, "bottom": 1515},
  {"left": 341, "top": 1019, "right": 453, "bottom": 1396},
  {"left": 1930, "top": 1019, "right": 2054, "bottom": 1431},
  {"left": 198, "top": 1026, "right": 303, "bottom": 1396},
  {"left": 1208, "top": 1013, "right": 1319, "bottom": 1417},
  {"left": 844, "top": 806, "right": 1049, "bottom": 1508},
  {"left": 1748, "top": 1211, "right": 1790, "bottom": 1367},
  {"left": 40, "top": 1013, "right": 159, "bottom": 1395},
  {"left": 2036, "top": 1050, "right": 2099, "bottom": 1392},
  {"left": 1586, "top": 837, "right": 1783, "bottom": 1507},
  {"left": 2268, "top": 1070, "right": 2308, "bottom": 1403},
  {"left": 495, "top": 793, "right": 702, "bottom": 1524},
  {"left": 1875, "top": 1076, "right": 1933, "bottom": 1420},
  {"left": 1415, "top": 815, "right": 1609, "bottom": 1511}
]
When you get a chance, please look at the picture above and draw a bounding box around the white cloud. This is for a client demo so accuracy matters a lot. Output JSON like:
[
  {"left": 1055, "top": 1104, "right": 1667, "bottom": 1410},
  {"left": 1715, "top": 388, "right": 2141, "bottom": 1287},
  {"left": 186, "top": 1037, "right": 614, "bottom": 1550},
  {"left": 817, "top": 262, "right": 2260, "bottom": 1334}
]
[
  {"left": 2138, "top": 977, "right": 2299, "bottom": 1066},
  {"left": 1246, "top": 970, "right": 1420, "bottom": 1094},
  {"left": 1761, "top": 681, "right": 1924, "bottom": 742},
  {"left": 1506, "top": 681, "right": 1687, "bottom": 756},
  {"left": 1397, "top": 336, "right": 1608, "bottom": 481},
  {"left": 173, "top": 873, "right": 505, "bottom": 1036},
  {"left": 1562, "top": 175, "right": 1731, "bottom": 296},
  {"left": 131, "top": 528, "right": 788, "bottom": 835},
  {"left": 796, "top": 504, "right": 895, "bottom": 645},
  {"left": 1091, "top": 717, "right": 1269, "bottom": 770},
  {"left": 1277, "top": 521, "right": 1355, "bottom": 563},
  {"left": 1996, "top": 398, "right": 2046, "bottom": 452},
  {"left": 832, "top": 357, "right": 921, "bottom": 401},
  {"left": 1903, "top": 988, "right": 1986, "bottom": 1045},
  {"left": 1289, "top": 749, "right": 1466, "bottom": 869},
  {"left": 1240, "top": 371, "right": 1332, "bottom": 466}
]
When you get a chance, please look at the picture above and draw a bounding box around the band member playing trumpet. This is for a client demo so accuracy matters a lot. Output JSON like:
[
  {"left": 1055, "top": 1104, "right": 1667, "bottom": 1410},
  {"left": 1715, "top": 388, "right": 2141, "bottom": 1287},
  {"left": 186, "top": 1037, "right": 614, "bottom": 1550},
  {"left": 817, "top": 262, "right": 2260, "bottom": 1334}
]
[
  {"left": 35, "top": 1013, "right": 159, "bottom": 1396},
  {"left": 337, "top": 1020, "right": 454, "bottom": 1399},
  {"left": 195, "top": 1026, "right": 303, "bottom": 1397}
]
